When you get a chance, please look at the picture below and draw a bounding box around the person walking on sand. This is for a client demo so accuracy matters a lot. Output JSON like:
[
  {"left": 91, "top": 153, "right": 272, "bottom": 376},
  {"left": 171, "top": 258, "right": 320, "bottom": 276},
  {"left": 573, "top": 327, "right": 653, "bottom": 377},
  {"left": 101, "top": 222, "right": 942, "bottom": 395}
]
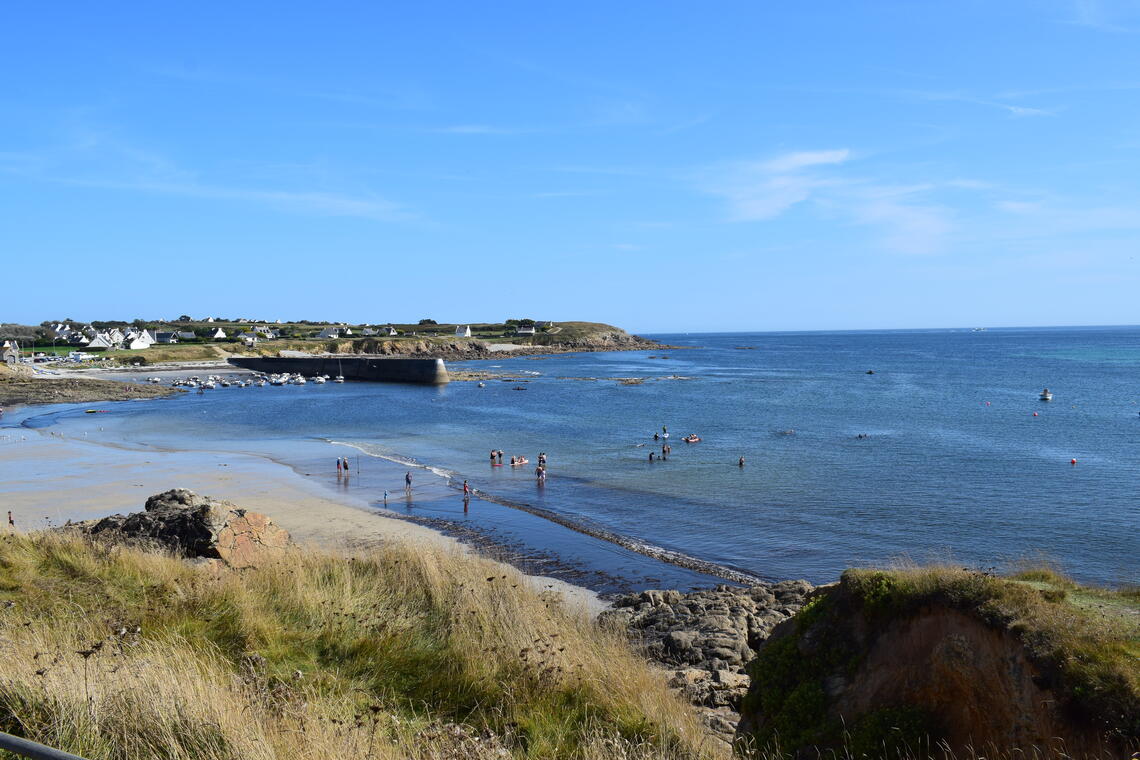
[
  {"left": 342, "top": 456, "right": 351, "bottom": 475},
  {"left": 405, "top": 471, "right": 412, "bottom": 493},
  {"left": 336, "top": 458, "right": 342, "bottom": 476},
  {"left": 6, "top": 511, "right": 13, "bottom": 531}
]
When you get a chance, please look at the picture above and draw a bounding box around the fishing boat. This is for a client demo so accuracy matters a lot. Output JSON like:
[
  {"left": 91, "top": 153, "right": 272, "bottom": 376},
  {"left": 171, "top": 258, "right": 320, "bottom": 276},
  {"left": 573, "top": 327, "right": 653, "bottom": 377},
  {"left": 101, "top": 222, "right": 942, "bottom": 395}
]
[{"left": 1040, "top": 388, "right": 1053, "bottom": 401}]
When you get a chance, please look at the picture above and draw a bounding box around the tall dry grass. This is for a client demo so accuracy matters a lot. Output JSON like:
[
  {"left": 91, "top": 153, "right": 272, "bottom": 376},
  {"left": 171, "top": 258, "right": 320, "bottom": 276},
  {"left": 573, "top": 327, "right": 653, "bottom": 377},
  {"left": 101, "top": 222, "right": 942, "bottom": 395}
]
[{"left": 0, "top": 532, "right": 722, "bottom": 760}]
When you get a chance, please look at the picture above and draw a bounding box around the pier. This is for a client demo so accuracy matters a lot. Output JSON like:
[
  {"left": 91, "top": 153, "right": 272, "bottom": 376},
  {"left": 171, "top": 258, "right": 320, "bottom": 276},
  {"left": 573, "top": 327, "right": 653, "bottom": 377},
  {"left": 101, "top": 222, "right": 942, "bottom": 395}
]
[{"left": 227, "top": 356, "right": 449, "bottom": 385}]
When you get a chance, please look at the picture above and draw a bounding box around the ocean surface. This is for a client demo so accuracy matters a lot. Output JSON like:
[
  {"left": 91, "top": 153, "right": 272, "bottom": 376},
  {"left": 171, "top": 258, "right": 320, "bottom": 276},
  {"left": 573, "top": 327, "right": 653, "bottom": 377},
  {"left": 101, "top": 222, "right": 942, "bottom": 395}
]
[{"left": 14, "top": 327, "right": 1140, "bottom": 591}]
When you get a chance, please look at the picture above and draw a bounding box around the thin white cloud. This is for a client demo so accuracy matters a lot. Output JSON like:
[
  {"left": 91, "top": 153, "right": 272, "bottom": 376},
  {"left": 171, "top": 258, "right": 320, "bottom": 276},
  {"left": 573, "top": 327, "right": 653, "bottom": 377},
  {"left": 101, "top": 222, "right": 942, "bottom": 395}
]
[
  {"left": 703, "top": 149, "right": 851, "bottom": 221},
  {"left": 1068, "top": 0, "right": 1140, "bottom": 32},
  {"left": 432, "top": 124, "right": 520, "bottom": 135},
  {"left": 761, "top": 149, "right": 851, "bottom": 173},
  {"left": 914, "top": 91, "right": 1055, "bottom": 117},
  {"left": 852, "top": 198, "right": 952, "bottom": 255},
  {"left": 65, "top": 178, "right": 410, "bottom": 221},
  {"left": 1, "top": 133, "right": 411, "bottom": 221},
  {"left": 702, "top": 149, "right": 955, "bottom": 255}
]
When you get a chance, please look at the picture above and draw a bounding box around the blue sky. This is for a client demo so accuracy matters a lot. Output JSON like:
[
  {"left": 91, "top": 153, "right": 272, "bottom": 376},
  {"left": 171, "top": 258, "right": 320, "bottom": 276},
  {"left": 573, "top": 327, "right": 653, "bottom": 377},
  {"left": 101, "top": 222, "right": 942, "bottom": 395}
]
[{"left": 3, "top": 1, "right": 1139, "bottom": 332}]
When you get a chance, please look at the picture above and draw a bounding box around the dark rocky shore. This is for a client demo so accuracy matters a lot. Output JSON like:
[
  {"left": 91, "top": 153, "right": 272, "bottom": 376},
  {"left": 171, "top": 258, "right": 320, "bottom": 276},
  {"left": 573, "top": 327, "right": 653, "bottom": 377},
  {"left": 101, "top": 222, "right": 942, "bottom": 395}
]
[
  {"left": 602, "top": 580, "right": 816, "bottom": 744},
  {"left": 0, "top": 364, "right": 181, "bottom": 408}
]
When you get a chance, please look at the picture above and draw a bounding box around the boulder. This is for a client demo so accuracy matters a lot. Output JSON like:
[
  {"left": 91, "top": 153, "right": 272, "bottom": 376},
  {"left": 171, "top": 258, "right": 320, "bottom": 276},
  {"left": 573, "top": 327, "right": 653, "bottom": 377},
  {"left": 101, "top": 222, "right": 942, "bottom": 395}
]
[
  {"left": 600, "top": 578, "right": 814, "bottom": 742},
  {"left": 77, "top": 488, "right": 291, "bottom": 568}
]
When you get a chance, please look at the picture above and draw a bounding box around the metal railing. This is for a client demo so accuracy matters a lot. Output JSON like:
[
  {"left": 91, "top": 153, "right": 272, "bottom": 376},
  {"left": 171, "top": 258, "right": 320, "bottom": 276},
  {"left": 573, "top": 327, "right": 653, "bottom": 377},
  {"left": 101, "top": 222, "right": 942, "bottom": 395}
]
[{"left": 0, "top": 732, "right": 88, "bottom": 760}]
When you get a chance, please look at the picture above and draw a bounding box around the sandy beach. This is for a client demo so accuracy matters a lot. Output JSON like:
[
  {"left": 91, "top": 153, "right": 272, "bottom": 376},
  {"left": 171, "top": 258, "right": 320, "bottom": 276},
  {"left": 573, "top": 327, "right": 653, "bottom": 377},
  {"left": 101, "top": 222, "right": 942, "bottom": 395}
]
[{"left": 0, "top": 424, "right": 603, "bottom": 613}]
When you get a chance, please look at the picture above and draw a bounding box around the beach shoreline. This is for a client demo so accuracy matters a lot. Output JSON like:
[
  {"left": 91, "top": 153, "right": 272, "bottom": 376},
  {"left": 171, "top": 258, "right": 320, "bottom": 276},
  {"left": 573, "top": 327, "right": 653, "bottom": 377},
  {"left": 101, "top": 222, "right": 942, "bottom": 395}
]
[{"left": 0, "top": 419, "right": 606, "bottom": 614}]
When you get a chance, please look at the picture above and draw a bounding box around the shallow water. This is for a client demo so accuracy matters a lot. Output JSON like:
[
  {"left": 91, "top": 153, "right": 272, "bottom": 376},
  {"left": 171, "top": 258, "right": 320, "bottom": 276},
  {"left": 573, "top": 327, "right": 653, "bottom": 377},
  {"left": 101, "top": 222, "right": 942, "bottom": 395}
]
[{"left": 13, "top": 327, "right": 1140, "bottom": 588}]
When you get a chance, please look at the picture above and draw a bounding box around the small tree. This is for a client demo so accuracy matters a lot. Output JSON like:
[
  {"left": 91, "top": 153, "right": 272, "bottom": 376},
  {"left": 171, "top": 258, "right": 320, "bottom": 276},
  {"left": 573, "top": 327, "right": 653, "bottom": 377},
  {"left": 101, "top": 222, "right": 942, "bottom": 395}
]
[{"left": 418, "top": 319, "right": 438, "bottom": 325}]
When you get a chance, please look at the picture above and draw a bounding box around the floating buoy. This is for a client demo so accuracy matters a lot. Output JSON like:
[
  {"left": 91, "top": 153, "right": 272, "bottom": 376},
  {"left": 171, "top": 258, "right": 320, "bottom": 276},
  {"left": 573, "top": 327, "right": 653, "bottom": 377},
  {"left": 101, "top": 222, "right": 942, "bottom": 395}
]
[
  {"left": 1032, "top": 412, "right": 1038, "bottom": 417},
  {"left": 985, "top": 401, "right": 991, "bottom": 406},
  {"left": 1070, "top": 458, "right": 1077, "bottom": 465}
]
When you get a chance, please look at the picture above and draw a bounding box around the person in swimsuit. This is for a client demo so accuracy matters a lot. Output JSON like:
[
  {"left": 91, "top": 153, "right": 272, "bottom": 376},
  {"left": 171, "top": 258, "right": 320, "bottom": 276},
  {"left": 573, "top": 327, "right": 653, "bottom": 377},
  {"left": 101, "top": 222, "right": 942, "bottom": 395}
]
[
  {"left": 463, "top": 480, "right": 471, "bottom": 496},
  {"left": 405, "top": 471, "right": 412, "bottom": 492}
]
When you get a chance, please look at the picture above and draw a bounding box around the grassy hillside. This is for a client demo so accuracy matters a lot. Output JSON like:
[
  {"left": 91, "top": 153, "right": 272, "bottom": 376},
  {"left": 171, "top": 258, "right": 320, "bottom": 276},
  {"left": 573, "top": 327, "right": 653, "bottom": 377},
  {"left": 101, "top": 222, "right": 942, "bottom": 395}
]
[
  {"left": 740, "top": 564, "right": 1139, "bottom": 757},
  {"left": 0, "top": 532, "right": 719, "bottom": 760}
]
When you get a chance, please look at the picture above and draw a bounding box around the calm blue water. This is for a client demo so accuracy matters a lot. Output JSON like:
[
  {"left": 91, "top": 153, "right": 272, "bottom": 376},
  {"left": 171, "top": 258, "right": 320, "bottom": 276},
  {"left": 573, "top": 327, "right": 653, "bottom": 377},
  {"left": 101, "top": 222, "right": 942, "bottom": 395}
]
[{"left": 18, "top": 327, "right": 1140, "bottom": 588}]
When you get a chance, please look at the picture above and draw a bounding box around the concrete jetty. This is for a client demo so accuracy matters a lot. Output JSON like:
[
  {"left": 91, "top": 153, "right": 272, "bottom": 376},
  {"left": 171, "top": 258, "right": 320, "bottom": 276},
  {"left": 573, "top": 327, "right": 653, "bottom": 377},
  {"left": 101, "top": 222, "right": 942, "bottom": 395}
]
[{"left": 227, "top": 356, "right": 449, "bottom": 385}]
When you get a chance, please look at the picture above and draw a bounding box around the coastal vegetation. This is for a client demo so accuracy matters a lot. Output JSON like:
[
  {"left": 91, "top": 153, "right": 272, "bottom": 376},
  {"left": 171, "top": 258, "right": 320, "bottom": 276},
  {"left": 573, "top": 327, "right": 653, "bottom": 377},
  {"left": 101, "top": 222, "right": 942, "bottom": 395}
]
[
  {"left": 737, "top": 564, "right": 1139, "bottom": 758},
  {"left": 4, "top": 320, "right": 654, "bottom": 368},
  {"left": 0, "top": 531, "right": 718, "bottom": 760}
]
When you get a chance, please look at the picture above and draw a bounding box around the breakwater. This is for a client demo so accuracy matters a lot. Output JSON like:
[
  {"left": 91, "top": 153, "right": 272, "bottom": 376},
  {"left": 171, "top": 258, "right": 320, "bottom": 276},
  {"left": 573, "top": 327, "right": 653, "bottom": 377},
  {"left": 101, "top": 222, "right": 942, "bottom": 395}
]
[{"left": 227, "top": 356, "right": 449, "bottom": 385}]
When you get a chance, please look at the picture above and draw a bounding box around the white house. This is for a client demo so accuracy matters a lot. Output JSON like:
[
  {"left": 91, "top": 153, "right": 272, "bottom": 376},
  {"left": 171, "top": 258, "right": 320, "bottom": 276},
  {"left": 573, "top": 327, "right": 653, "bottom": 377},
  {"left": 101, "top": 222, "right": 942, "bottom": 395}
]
[
  {"left": 361, "top": 328, "right": 377, "bottom": 336},
  {"left": 211, "top": 328, "right": 228, "bottom": 340},
  {"left": 155, "top": 332, "right": 179, "bottom": 344},
  {"left": 515, "top": 325, "right": 536, "bottom": 336},
  {"left": 126, "top": 330, "right": 155, "bottom": 347},
  {"left": 316, "top": 327, "right": 341, "bottom": 339},
  {"left": 127, "top": 337, "right": 151, "bottom": 350},
  {"left": 87, "top": 334, "right": 116, "bottom": 349},
  {"left": 205, "top": 317, "right": 215, "bottom": 323},
  {"left": 383, "top": 326, "right": 398, "bottom": 336},
  {"left": 237, "top": 332, "right": 260, "bottom": 346},
  {"left": 455, "top": 325, "right": 472, "bottom": 338}
]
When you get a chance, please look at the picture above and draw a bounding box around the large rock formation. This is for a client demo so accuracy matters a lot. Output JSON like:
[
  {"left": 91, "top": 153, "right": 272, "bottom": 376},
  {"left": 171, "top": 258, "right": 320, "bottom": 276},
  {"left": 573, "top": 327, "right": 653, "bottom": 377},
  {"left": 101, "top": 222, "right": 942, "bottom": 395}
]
[
  {"left": 76, "top": 489, "right": 291, "bottom": 568},
  {"left": 735, "top": 569, "right": 1138, "bottom": 758},
  {"left": 601, "top": 581, "right": 814, "bottom": 741}
]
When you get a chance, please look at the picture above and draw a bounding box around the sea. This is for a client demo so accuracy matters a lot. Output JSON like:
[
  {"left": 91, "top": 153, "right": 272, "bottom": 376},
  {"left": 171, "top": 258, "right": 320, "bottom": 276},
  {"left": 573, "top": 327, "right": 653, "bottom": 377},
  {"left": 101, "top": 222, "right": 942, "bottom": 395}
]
[{"left": 13, "top": 326, "right": 1140, "bottom": 593}]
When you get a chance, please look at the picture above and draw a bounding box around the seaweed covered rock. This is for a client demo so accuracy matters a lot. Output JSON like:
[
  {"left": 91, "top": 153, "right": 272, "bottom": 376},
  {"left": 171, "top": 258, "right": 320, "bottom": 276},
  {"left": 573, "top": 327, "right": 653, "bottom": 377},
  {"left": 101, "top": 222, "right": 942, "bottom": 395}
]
[
  {"left": 735, "top": 567, "right": 1140, "bottom": 758},
  {"left": 75, "top": 488, "right": 291, "bottom": 568}
]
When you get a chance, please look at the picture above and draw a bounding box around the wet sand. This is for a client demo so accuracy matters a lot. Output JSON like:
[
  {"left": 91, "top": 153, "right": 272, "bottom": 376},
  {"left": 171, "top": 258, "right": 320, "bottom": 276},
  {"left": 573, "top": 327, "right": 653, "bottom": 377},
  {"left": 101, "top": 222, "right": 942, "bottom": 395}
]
[{"left": 0, "top": 427, "right": 603, "bottom": 614}]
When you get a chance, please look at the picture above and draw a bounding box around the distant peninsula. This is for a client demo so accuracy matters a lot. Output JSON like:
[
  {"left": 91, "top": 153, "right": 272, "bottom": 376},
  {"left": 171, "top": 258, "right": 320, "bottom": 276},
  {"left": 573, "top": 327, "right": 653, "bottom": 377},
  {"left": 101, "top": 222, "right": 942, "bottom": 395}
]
[{"left": 2, "top": 318, "right": 658, "bottom": 368}]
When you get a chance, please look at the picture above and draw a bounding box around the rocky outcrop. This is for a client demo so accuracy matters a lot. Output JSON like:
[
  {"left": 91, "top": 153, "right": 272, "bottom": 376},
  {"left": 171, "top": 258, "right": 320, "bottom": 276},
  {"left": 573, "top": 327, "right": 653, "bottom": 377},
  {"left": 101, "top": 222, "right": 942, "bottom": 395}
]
[
  {"left": 74, "top": 489, "right": 291, "bottom": 568},
  {"left": 601, "top": 581, "right": 814, "bottom": 742},
  {"left": 0, "top": 368, "right": 181, "bottom": 407},
  {"left": 735, "top": 570, "right": 1137, "bottom": 758}
]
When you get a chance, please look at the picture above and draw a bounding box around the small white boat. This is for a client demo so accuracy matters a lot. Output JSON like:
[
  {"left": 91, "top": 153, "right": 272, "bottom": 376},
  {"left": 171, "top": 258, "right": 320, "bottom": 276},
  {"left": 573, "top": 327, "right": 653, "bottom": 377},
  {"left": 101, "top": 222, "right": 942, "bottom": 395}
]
[
  {"left": 333, "top": 376, "right": 345, "bottom": 383},
  {"left": 477, "top": 382, "right": 485, "bottom": 387},
  {"left": 1040, "top": 388, "right": 1053, "bottom": 402},
  {"left": 313, "top": 376, "right": 326, "bottom": 384}
]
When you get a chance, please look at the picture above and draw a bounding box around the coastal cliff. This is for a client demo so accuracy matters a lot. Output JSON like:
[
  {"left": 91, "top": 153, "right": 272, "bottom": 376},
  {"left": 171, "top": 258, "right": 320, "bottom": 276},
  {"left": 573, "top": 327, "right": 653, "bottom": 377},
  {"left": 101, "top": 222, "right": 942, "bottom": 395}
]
[
  {"left": 734, "top": 566, "right": 1139, "bottom": 758},
  {"left": 333, "top": 321, "right": 658, "bottom": 359}
]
